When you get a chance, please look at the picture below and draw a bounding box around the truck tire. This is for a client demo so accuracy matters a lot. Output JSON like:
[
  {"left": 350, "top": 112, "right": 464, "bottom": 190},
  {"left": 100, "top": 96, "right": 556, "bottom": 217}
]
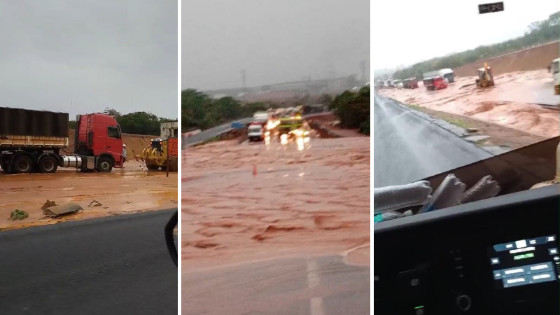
[
  {"left": 97, "top": 157, "right": 113, "bottom": 172},
  {"left": 38, "top": 155, "right": 58, "bottom": 173},
  {"left": 13, "top": 154, "right": 34, "bottom": 173}
]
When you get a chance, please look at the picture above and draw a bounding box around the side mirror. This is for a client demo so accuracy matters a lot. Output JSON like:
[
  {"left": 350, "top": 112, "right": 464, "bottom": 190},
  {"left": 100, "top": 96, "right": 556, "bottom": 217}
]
[{"left": 164, "top": 211, "right": 178, "bottom": 266}]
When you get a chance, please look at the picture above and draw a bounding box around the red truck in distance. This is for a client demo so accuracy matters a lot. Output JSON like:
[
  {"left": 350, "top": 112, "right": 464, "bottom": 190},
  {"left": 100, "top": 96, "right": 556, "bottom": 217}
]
[
  {"left": 0, "top": 107, "right": 124, "bottom": 173},
  {"left": 423, "top": 76, "right": 448, "bottom": 91}
]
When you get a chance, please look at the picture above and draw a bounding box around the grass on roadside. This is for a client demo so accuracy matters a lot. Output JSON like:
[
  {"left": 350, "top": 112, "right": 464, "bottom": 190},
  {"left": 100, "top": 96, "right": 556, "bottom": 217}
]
[
  {"left": 407, "top": 104, "right": 425, "bottom": 112},
  {"left": 405, "top": 103, "right": 472, "bottom": 130},
  {"left": 443, "top": 117, "right": 472, "bottom": 130}
]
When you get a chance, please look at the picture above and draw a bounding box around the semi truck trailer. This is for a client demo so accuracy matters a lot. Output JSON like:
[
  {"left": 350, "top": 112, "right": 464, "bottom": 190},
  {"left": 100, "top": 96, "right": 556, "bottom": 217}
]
[{"left": 0, "top": 107, "right": 124, "bottom": 173}]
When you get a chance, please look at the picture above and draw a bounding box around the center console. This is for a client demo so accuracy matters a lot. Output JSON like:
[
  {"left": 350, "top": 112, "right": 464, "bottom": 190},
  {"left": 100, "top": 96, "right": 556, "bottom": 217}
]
[{"left": 374, "top": 185, "right": 560, "bottom": 315}]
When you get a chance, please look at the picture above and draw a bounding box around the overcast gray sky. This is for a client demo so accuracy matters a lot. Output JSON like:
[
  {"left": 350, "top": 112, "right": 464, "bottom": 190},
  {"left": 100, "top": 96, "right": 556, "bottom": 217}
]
[
  {"left": 182, "top": 0, "right": 370, "bottom": 91},
  {"left": 373, "top": 0, "right": 559, "bottom": 70},
  {"left": 0, "top": 1, "right": 178, "bottom": 119}
]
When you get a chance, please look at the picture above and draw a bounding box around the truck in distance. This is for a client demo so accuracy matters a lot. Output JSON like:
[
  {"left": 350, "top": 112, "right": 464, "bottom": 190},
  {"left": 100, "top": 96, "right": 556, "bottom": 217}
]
[
  {"left": 423, "top": 75, "right": 448, "bottom": 91},
  {"left": 0, "top": 107, "right": 124, "bottom": 173},
  {"left": 248, "top": 122, "right": 266, "bottom": 142},
  {"left": 403, "top": 77, "right": 419, "bottom": 89}
]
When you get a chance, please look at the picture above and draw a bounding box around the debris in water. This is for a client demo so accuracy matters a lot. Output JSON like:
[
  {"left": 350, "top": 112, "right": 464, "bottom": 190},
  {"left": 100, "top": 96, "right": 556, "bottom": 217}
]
[
  {"left": 9, "top": 209, "right": 28, "bottom": 220},
  {"left": 89, "top": 200, "right": 102, "bottom": 207},
  {"left": 41, "top": 200, "right": 57, "bottom": 210},
  {"left": 43, "top": 203, "right": 83, "bottom": 217}
]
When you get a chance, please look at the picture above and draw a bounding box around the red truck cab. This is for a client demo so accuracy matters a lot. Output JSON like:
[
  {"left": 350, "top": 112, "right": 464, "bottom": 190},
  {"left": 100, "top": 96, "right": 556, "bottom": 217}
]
[
  {"left": 423, "top": 76, "right": 448, "bottom": 91},
  {"left": 75, "top": 113, "right": 124, "bottom": 171}
]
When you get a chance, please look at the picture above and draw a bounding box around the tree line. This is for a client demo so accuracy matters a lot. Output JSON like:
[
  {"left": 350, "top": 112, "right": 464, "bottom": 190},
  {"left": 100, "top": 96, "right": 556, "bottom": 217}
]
[
  {"left": 181, "top": 89, "right": 269, "bottom": 132},
  {"left": 329, "top": 86, "right": 370, "bottom": 135},
  {"left": 391, "top": 11, "right": 560, "bottom": 80}
]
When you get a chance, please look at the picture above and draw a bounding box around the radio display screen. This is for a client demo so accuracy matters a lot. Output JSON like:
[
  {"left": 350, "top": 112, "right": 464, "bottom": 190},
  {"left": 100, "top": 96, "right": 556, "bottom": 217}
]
[{"left": 489, "top": 235, "right": 559, "bottom": 289}]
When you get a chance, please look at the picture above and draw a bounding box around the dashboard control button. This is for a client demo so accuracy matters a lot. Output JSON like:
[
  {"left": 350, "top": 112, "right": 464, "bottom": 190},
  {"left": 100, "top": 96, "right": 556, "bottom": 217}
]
[
  {"left": 398, "top": 268, "right": 427, "bottom": 299},
  {"left": 456, "top": 294, "right": 472, "bottom": 312}
]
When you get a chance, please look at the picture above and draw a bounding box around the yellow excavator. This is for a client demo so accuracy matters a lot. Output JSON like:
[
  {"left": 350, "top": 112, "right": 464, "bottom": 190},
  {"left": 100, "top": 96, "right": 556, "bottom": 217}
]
[
  {"left": 138, "top": 122, "right": 179, "bottom": 172},
  {"left": 476, "top": 63, "right": 495, "bottom": 88},
  {"left": 139, "top": 138, "right": 178, "bottom": 171}
]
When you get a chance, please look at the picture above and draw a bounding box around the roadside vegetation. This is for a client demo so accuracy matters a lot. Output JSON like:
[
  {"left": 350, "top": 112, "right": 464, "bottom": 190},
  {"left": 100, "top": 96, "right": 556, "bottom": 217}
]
[
  {"left": 391, "top": 11, "right": 560, "bottom": 80},
  {"left": 406, "top": 104, "right": 473, "bottom": 130},
  {"left": 329, "top": 86, "right": 370, "bottom": 135},
  {"left": 181, "top": 89, "right": 269, "bottom": 132}
]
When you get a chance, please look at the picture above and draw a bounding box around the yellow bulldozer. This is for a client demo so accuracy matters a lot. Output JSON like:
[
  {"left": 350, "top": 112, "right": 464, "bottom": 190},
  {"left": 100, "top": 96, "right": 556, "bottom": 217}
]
[
  {"left": 140, "top": 138, "right": 178, "bottom": 171},
  {"left": 138, "top": 121, "right": 178, "bottom": 172},
  {"left": 476, "top": 63, "right": 495, "bottom": 88}
]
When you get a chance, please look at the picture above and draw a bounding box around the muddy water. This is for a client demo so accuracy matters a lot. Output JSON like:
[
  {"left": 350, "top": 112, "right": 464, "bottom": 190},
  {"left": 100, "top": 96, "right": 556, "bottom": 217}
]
[
  {"left": 380, "top": 70, "right": 560, "bottom": 138},
  {"left": 182, "top": 136, "right": 370, "bottom": 270},
  {"left": 0, "top": 160, "right": 178, "bottom": 230}
]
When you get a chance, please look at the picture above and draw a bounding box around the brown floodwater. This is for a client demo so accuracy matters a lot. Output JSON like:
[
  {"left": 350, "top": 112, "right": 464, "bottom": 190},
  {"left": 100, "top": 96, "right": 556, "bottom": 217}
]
[
  {"left": 182, "top": 135, "right": 370, "bottom": 270},
  {"left": 0, "top": 160, "right": 178, "bottom": 230}
]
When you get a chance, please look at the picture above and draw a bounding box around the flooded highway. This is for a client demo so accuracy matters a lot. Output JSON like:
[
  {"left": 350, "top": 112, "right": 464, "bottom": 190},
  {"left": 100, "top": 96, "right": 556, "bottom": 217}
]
[{"left": 182, "top": 132, "right": 370, "bottom": 270}]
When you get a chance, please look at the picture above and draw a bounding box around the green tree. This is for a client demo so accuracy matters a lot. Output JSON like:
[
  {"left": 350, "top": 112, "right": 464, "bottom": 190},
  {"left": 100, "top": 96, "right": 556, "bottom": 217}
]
[
  {"left": 117, "top": 112, "right": 161, "bottom": 135},
  {"left": 330, "top": 86, "right": 370, "bottom": 135},
  {"left": 181, "top": 89, "right": 271, "bottom": 131}
]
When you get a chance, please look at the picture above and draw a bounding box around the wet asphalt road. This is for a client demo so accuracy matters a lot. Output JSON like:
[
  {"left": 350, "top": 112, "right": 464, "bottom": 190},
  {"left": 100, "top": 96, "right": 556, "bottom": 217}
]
[
  {"left": 374, "top": 94, "right": 492, "bottom": 187},
  {"left": 183, "top": 255, "right": 369, "bottom": 315},
  {"left": 0, "top": 209, "right": 178, "bottom": 315}
]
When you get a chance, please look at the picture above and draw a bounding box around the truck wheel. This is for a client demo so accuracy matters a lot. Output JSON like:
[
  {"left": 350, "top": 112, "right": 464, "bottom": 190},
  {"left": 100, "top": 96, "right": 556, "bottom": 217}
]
[
  {"left": 97, "top": 157, "right": 113, "bottom": 172},
  {"left": 38, "top": 155, "right": 58, "bottom": 173},
  {"left": 13, "top": 154, "right": 34, "bottom": 173}
]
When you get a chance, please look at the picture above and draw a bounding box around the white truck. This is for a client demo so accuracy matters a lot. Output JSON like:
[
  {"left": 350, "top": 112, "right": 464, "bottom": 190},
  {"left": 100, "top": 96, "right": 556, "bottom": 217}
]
[
  {"left": 247, "top": 122, "right": 265, "bottom": 142},
  {"left": 253, "top": 111, "right": 269, "bottom": 123}
]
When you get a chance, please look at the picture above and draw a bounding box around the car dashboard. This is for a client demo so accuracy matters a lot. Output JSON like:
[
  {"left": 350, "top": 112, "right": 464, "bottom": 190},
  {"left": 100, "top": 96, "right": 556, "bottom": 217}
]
[{"left": 374, "top": 184, "right": 560, "bottom": 315}]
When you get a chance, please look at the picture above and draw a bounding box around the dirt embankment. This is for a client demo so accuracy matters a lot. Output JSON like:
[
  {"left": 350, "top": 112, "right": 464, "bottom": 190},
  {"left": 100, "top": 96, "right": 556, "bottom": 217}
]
[
  {"left": 306, "top": 113, "right": 367, "bottom": 138},
  {"left": 454, "top": 41, "right": 559, "bottom": 77},
  {"left": 182, "top": 137, "right": 370, "bottom": 270}
]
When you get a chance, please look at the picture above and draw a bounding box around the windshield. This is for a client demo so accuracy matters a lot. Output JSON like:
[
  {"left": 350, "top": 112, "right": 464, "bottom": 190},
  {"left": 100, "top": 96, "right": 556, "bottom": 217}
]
[{"left": 374, "top": 2, "right": 560, "bottom": 205}]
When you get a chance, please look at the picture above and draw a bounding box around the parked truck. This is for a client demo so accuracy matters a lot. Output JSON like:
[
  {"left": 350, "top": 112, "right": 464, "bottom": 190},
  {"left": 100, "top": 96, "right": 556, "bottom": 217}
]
[{"left": 0, "top": 107, "right": 124, "bottom": 173}]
